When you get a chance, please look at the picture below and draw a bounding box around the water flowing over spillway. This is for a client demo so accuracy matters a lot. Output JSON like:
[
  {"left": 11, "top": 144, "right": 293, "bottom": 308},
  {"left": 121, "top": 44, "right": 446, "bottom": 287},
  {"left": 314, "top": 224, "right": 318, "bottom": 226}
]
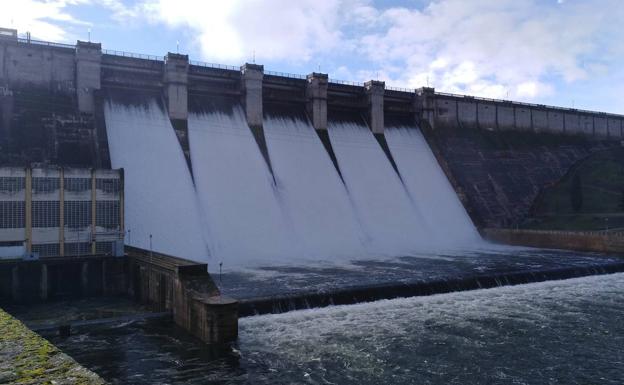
[
  {"left": 104, "top": 98, "right": 210, "bottom": 261},
  {"left": 385, "top": 126, "right": 482, "bottom": 246},
  {"left": 188, "top": 106, "right": 294, "bottom": 265},
  {"left": 328, "top": 119, "right": 436, "bottom": 254},
  {"left": 263, "top": 113, "right": 366, "bottom": 259},
  {"left": 106, "top": 98, "right": 485, "bottom": 265}
]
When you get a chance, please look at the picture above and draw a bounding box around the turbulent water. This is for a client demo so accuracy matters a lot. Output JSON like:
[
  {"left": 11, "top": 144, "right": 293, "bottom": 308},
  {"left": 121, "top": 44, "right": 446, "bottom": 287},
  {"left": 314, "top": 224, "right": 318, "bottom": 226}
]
[
  {"left": 104, "top": 99, "right": 210, "bottom": 261},
  {"left": 52, "top": 273, "right": 624, "bottom": 384}
]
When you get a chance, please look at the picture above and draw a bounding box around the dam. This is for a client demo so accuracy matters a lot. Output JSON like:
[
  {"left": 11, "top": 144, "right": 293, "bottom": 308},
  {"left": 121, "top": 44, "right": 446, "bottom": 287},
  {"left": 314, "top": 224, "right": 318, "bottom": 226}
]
[{"left": 1, "top": 27, "right": 624, "bottom": 384}]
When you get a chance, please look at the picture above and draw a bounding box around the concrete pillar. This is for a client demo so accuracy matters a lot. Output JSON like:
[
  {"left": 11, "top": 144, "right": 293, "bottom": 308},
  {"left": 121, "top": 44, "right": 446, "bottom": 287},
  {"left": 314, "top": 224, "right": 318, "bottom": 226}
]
[
  {"left": 163, "top": 53, "right": 189, "bottom": 120},
  {"left": 306, "top": 73, "right": 328, "bottom": 130},
  {"left": 365, "top": 80, "right": 385, "bottom": 134},
  {"left": 415, "top": 87, "right": 435, "bottom": 128},
  {"left": 240, "top": 63, "right": 264, "bottom": 128},
  {"left": 75, "top": 41, "right": 101, "bottom": 114},
  {"left": 40, "top": 264, "right": 48, "bottom": 301}
]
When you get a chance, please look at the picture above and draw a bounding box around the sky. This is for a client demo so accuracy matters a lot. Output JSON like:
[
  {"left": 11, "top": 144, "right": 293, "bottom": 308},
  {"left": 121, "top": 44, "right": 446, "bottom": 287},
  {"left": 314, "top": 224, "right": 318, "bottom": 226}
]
[{"left": 1, "top": 0, "right": 623, "bottom": 113}]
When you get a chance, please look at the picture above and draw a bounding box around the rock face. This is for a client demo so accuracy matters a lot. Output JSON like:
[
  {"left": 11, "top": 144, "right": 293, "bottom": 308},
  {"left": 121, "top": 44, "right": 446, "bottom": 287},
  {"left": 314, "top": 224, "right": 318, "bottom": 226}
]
[
  {"left": 423, "top": 121, "right": 619, "bottom": 228},
  {"left": 0, "top": 308, "right": 106, "bottom": 384}
]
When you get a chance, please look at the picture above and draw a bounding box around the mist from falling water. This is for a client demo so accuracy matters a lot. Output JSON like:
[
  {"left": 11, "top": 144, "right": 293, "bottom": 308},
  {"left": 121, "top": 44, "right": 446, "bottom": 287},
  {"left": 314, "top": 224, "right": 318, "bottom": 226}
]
[{"left": 104, "top": 99, "right": 210, "bottom": 261}]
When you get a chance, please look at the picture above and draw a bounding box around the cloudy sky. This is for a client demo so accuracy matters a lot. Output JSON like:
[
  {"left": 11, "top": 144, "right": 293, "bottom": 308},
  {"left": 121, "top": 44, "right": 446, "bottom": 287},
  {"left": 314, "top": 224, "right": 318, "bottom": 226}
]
[{"left": 2, "top": 0, "right": 623, "bottom": 113}]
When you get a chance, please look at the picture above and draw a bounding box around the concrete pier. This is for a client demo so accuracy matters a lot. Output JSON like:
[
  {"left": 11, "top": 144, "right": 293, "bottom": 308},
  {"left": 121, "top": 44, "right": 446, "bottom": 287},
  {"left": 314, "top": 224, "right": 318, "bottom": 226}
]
[
  {"left": 163, "top": 53, "right": 189, "bottom": 120},
  {"left": 306, "top": 73, "right": 328, "bottom": 131},
  {"left": 240, "top": 63, "right": 264, "bottom": 128},
  {"left": 365, "top": 80, "right": 385, "bottom": 134},
  {"left": 75, "top": 41, "right": 101, "bottom": 114}
]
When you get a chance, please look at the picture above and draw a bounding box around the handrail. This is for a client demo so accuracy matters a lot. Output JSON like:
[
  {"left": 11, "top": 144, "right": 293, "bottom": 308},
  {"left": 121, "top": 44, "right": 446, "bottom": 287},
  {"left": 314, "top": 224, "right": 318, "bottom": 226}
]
[
  {"left": 265, "top": 70, "right": 306, "bottom": 79},
  {"left": 386, "top": 86, "right": 412, "bottom": 92},
  {"left": 189, "top": 60, "right": 238, "bottom": 71},
  {"left": 435, "top": 91, "right": 624, "bottom": 118},
  {"left": 328, "top": 78, "right": 364, "bottom": 87},
  {"left": 102, "top": 49, "right": 163, "bottom": 61},
  {"left": 15, "top": 37, "right": 74, "bottom": 49}
]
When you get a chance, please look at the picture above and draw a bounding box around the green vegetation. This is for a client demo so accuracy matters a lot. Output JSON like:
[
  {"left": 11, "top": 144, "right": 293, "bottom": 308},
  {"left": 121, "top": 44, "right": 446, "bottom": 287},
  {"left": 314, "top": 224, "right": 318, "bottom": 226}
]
[
  {"left": 0, "top": 308, "right": 106, "bottom": 384},
  {"left": 527, "top": 147, "right": 624, "bottom": 230}
]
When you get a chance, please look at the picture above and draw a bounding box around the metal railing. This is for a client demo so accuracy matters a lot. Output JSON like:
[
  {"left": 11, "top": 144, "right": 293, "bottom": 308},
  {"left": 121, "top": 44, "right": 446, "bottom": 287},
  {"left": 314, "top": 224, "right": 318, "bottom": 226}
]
[
  {"left": 102, "top": 49, "right": 163, "bottom": 61},
  {"left": 328, "top": 78, "right": 365, "bottom": 87},
  {"left": 386, "top": 85, "right": 412, "bottom": 92},
  {"left": 189, "top": 60, "right": 238, "bottom": 71},
  {"left": 16, "top": 37, "right": 75, "bottom": 49},
  {"left": 265, "top": 70, "right": 307, "bottom": 79},
  {"left": 435, "top": 91, "right": 624, "bottom": 118}
]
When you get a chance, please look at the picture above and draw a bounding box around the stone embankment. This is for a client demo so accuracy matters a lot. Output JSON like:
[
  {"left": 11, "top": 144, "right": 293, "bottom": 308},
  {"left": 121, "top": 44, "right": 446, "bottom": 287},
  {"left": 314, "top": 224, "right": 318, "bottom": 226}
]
[{"left": 0, "top": 308, "right": 106, "bottom": 384}]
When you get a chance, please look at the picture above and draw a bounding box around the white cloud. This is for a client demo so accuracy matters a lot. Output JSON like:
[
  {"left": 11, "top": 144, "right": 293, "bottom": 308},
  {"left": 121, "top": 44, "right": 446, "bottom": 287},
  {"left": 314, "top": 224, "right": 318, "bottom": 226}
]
[
  {"left": 140, "top": 0, "right": 354, "bottom": 63},
  {"left": 0, "top": 0, "right": 89, "bottom": 41}
]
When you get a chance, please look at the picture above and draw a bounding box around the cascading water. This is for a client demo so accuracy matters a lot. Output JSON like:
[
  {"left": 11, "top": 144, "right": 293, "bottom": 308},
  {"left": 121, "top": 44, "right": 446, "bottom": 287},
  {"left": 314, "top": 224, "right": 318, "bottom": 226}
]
[
  {"left": 104, "top": 97, "right": 210, "bottom": 261},
  {"left": 188, "top": 105, "right": 294, "bottom": 266},
  {"left": 385, "top": 125, "right": 482, "bottom": 247},
  {"left": 327, "top": 118, "right": 436, "bottom": 254},
  {"left": 263, "top": 112, "right": 367, "bottom": 259}
]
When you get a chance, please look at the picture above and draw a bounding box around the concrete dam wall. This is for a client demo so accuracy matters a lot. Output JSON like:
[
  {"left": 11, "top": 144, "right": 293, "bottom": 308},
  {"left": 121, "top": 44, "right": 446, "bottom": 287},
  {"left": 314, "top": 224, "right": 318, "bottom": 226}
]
[{"left": 1, "top": 30, "right": 623, "bottom": 243}]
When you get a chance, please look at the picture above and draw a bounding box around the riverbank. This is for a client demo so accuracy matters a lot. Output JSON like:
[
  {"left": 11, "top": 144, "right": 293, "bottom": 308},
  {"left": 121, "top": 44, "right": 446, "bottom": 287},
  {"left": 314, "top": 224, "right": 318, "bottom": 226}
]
[{"left": 0, "top": 307, "right": 106, "bottom": 384}]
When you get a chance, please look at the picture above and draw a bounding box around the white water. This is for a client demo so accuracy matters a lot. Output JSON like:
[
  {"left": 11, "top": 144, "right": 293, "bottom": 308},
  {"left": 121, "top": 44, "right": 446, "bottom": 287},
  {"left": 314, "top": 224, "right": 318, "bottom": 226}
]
[
  {"left": 263, "top": 115, "right": 366, "bottom": 259},
  {"left": 104, "top": 100, "right": 210, "bottom": 261},
  {"left": 328, "top": 120, "right": 436, "bottom": 254},
  {"left": 385, "top": 126, "right": 482, "bottom": 246},
  {"left": 189, "top": 107, "right": 294, "bottom": 266}
]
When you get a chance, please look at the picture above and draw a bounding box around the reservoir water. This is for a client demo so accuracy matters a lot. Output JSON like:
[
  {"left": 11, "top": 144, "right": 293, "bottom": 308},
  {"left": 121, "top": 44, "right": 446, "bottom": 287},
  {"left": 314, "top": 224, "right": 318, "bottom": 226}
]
[{"left": 49, "top": 272, "right": 624, "bottom": 385}]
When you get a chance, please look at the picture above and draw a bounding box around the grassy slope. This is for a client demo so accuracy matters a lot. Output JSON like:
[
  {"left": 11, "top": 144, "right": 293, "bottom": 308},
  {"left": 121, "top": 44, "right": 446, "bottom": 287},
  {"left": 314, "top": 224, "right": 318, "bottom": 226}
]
[{"left": 527, "top": 147, "right": 624, "bottom": 230}]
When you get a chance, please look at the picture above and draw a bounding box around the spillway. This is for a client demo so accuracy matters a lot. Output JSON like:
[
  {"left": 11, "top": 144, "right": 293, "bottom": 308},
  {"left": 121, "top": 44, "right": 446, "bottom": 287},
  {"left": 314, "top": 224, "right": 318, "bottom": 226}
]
[
  {"left": 104, "top": 97, "right": 210, "bottom": 261},
  {"left": 188, "top": 105, "right": 293, "bottom": 266},
  {"left": 328, "top": 118, "right": 436, "bottom": 254},
  {"left": 263, "top": 111, "right": 366, "bottom": 259},
  {"left": 385, "top": 125, "right": 482, "bottom": 247}
]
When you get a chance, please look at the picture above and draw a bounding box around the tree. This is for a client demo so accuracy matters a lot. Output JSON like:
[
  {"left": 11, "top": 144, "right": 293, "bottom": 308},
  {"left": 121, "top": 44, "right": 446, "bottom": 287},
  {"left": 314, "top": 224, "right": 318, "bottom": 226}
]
[{"left": 570, "top": 173, "right": 583, "bottom": 212}]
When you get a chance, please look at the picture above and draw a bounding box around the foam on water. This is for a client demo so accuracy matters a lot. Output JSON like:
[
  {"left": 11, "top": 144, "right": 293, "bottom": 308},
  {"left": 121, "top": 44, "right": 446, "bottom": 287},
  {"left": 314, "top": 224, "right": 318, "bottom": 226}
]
[
  {"left": 328, "top": 120, "right": 435, "bottom": 254},
  {"left": 189, "top": 107, "right": 294, "bottom": 266},
  {"left": 104, "top": 99, "right": 210, "bottom": 261},
  {"left": 263, "top": 114, "right": 366, "bottom": 259},
  {"left": 385, "top": 126, "right": 482, "bottom": 247}
]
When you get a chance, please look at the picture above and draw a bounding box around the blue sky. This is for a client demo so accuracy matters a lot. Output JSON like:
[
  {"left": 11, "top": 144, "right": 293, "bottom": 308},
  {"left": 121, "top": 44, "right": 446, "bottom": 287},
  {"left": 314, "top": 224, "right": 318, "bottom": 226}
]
[{"left": 2, "top": 0, "right": 624, "bottom": 113}]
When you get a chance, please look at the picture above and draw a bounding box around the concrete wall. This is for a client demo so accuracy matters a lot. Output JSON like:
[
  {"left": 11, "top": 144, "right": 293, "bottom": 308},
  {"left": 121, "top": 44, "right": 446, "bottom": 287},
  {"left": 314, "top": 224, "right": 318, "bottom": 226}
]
[
  {"left": 434, "top": 97, "right": 457, "bottom": 127},
  {"left": 457, "top": 99, "right": 477, "bottom": 126},
  {"left": 547, "top": 110, "right": 564, "bottom": 133},
  {"left": 515, "top": 107, "right": 532, "bottom": 130},
  {"left": 497, "top": 105, "right": 515, "bottom": 130},
  {"left": 0, "top": 42, "right": 75, "bottom": 91},
  {"left": 579, "top": 114, "right": 594, "bottom": 136},
  {"left": 564, "top": 112, "right": 580, "bottom": 134},
  {"left": 594, "top": 116, "right": 608, "bottom": 137},
  {"left": 532, "top": 109, "right": 548, "bottom": 132},
  {"left": 477, "top": 102, "right": 497, "bottom": 129},
  {"left": 608, "top": 118, "right": 622, "bottom": 138}
]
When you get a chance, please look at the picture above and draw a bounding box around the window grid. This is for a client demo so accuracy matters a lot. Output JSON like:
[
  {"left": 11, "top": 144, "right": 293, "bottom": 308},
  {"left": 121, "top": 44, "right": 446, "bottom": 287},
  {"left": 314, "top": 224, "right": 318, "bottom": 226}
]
[
  {"left": 64, "top": 178, "right": 91, "bottom": 192},
  {"left": 32, "top": 243, "right": 60, "bottom": 257},
  {"left": 32, "top": 177, "right": 60, "bottom": 194},
  {"left": 0, "top": 201, "right": 25, "bottom": 229},
  {"left": 95, "top": 241, "right": 114, "bottom": 255},
  {"left": 96, "top": 178, "right": 120, "bottom": 194},
  {"left": 96, "top": 201, "right": 120, "bottom": 229},
  {"left": 32, "top": 201, "right": 60, "bottom": 228},
  {"left": 0, "top": 177, "right": 25, "bottom": 194},
  {"left": 64, "top": 201, "right": 92, "bottom": 229},
  {"left": 65, "top": 242, "right": 91, "bottom": 256}
]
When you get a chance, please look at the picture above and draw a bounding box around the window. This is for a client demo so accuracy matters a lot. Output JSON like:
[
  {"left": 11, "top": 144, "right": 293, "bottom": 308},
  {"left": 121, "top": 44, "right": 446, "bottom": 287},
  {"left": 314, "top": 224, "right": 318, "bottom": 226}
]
[
  {"left": 0, "top": 201, "right": 25, "bottom": 229},
  {"left": 96, "top": 201, "right": 120, "bottom": 229},
  {"left": 64, "top": 201, "right": 91, "bottom": 228},
  {"left": 32, "top": 201, "right": 60, "bottom": 228}
]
